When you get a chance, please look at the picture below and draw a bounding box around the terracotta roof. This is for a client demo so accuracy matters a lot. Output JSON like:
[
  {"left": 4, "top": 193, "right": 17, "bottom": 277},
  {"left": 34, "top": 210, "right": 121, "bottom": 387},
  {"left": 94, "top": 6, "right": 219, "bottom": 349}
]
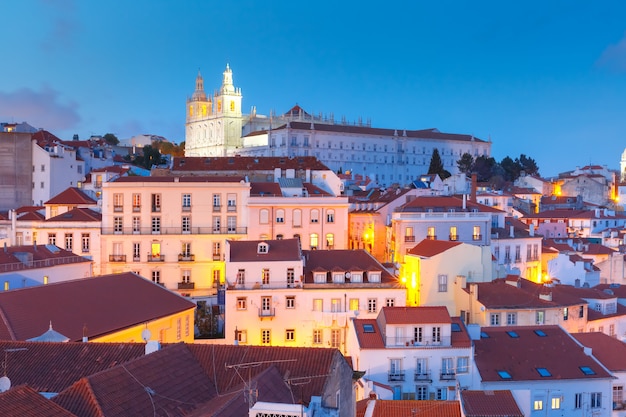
[
  {"left": 283, "top": 104, "right": 311, "bottom": 117},
  {"left": 407, "top": 239, "right": 463, "bottom": 257},
  {"left": 268, "top": 121, "right": 487, "bottom": 143},
  {"left": 17, "top": 211, "right": 45, "bottom": 221},
  {"left": 0, "top": 273, "right": 195, "bottom": 341},
  {"left": 353, "top": 318, "right": 385, "bottom": 349},
  {"left": 474, "top": 326, "right": 611, "bottom": 382},
  {"left": 450, "top": 317, "right": 472, "bottom": 348},
  {"left": 381, "top": 306, "right": 451, "bottom": 324},
  {"left": 32, "top": 130, "right": 62, "bottom": 145},
  {"left": 523, "top": 209, "right": 587, "bottom": 219},
  {"left": 0, "top": 385, "right": 78, "bottom": 417},
  {"left": 594, "top": 283, "right": 626, "bottom": 298},
  {"left": 0, "top": 244, "right": 90, "bottom": 272},
  {"left": 398, "top": 196, "right": 503, "bottom": 213},
  {"left": 250, "top": 182, "right": 282, "bottom": 196},
  {"left": 53, "top": 343, "right": 216, "bottom": 417},
  {"left": 302, "top": 250, "right": 397, "bottom": 284},
  {"left": 170, "top": 156, "right": 331, "bottom": 172},
  {"left": 356, "top": 399, "right": 459, "bottom": 417},
  {"left": 0, "top": 341, "right": 145, "bottom": 394},
  {"left": 228, "top": 238, "right": 301, "bottom": 262},
  {"left": 45, "top": 188, "right": 97, "bottom": 205},
  {"left": 468, "top": 279, "right": 573, "bottom": 309},
  {"left": 587, "top": 302, "right": 626, "bottom": 322},
  {"left": 303, "top": 182, "right": 332, "bottom": 196},
  {"left": 460, "top": 390, "right": 524, "bottom": 417},
  {"left": 89, "top": 166, "right": 128, "bottom": 174},
  {"left": 113, "top": 175, "right": 245, "bottom": 183},
  {"left": 572, "top": 332, "right": 626, "bottom": 372},
  {"left": 46, "top": 207, "right": 102, "bottom": 222}
]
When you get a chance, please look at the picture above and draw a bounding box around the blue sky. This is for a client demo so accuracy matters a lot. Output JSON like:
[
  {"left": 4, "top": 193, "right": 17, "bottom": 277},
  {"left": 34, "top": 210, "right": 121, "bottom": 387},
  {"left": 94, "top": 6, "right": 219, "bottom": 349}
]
[{"left": 1, "top": 1, "right": 626, "bottom": 177}]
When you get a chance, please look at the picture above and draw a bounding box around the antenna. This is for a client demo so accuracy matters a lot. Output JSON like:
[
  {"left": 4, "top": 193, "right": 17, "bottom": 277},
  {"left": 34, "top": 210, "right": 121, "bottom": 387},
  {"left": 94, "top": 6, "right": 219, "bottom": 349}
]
[{"left": 0, "top": 348, "right": 27, "bottom": 392}]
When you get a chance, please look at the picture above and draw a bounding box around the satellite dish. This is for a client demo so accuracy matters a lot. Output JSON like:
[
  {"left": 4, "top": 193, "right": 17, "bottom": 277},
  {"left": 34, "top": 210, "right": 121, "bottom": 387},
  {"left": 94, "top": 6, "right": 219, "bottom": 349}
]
[
  {"left": 0, "top": 376, "right": 11, "bottom": 393},
  {"left": 345, "top": 272, "right": 351, "bottom": 278},
  {"left": 354, "top": 310, "right": 360, "bottom": 317},
  {"left": 141, "top": 328, "right": 152, "bottom": 342}
]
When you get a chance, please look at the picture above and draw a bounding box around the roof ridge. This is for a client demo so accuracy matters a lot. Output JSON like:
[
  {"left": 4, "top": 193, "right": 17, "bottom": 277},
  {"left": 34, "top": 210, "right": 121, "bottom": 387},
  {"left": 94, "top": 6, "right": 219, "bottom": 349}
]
[{"left": 0, "top": 305, "right": 16, "bottom": 340}]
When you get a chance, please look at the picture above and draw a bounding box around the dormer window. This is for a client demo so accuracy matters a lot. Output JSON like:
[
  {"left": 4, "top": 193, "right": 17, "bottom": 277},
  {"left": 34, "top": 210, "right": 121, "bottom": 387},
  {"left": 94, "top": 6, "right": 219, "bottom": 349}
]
[
  {"left": 333, "top": 273, "right": 345, "bottom": 283},
  {"left": 257, "top": 242, "right": 269, "bottom": 254},
  {"left": 368, "top": 272, "right": 381, "bottom": 283},
  {"left": 350, "top": 272, "right": 363, "bottom": 283},
  {"left": 314, "top": 272, "right": 326, "bottom": 283}
]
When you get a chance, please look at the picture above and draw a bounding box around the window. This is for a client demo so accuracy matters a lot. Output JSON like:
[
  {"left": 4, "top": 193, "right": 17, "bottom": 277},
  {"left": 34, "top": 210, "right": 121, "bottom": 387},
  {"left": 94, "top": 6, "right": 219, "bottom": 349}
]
[
  {"left": 151, "top": 217, "right": 161, "bottom": 233},
  {"left": 236, "top": 269, "right": 245, "bottom": 285},
  {"left": 473, "top": 226, "right": 481, "bottom": 240},
  {"left": 436, "top": 388, "right": 447, "bottom": 400},
  {"left": 236, "top": 329, "right": 247, "bottom": 343},
  {"left": 132, "top": 193, "right": 141, "bottom": 211},
  {"left": 310, "top": 233, "right": 318, "bottom": 250},
  {"left": 449, "top": 226, "right": 458, "bottom": 241},
  {"left": 182, "top": 193, "right": 191, "bottom": 210},
  {"left": 81, "top": 233, "right": 90, "bottom": 252},
  {"left": 432, "top": 327, "right": 441, "bottom": 343},
  {"left": 227, "top": 194, "right": 236, "bottom": 211},
  {"left": 438, "top": 274, "right": 448, "bottom": 292},
  {"left": 213, "top": 241, "right": 221, "bottom": 260},
  {"left": 613, "top": 386, "right": 623, "bottom": 407},
  {"left": 497, "top": 370, "right": 511, "bottom": 379},
  {"left": 506, "top": 312, "right": 517, "bottom": 325},
  {"left": 261, "top": 329, "right": 271, "bottom": 345},
  {"left": 551, "top": 397, "right": 561, "bottom": 409},
  {"left": 563, "top": 307, "right": 569, "bottom": 321},
  {"left": 533, "top": 399, "right": 543, "bottom": 411},
  {"left": 275, "top": 209, "right": 285, "bottom": 223},
  {"left": 213, "top": 269, "right": 220, "bottom": 287},
  {"left": 151, "top": 193, "right": 161, "bottom": 212},
  {"left": 325, "top": 233, "right": 334, "bottom": 249},
  {"left": 386, "top": 298, "right": 395, "bottom": 307},
  {"left": 313, "top": 329, "right": 322, "bottom": 344},
  {"left": 490, "top": 313, "right": 500, "bottom": 326},
  {"left": 41, "top": 164, "right": 45, "bottom": 172},
  {"left": 591, "top": 392, "right": 602, "bottom": 408},
  {"left": 349, "top": 298, "right": 359, "bottom": 311},
  {"left": 326, "top": 210, "right": 334, "bottom": 223},
  {"left": 213, "top": 216, "right": 221, "bottom": 232},
  {"left": 331, "top": 329, "right": 341, "bottom": 348},
  {"left": 114, "top": 217, "right": 123, "bottom": 233},
  {"left": 286, "top": 296, "right": 295, "bottom": 309},
  {"left": 580, "top": 366, "right": 595, "bottom": 375},
  {"left": 227, "top": 216, "right": 236, "bottom": 233},
  {"left": 133, "top": 243, "right": 141, "bottom": 261},
  {"left": 262, "top": 268, "right": 270, "bottom": 285},
  {"left": 367, "top": 298, "right": 377, "bottom": 313},
  {"left": 405, "top": 227, "right": 414, "bottom": 242},
  {"left": 181, "top": 242, "right": 191, "bottom": 257},
  {"left": 575, "top": 393, "right": 582, "bottom": 409},
  {"left": 212, "top": 194, "right": 221, "bottom": 211},
  {"left": 515, "top": 245, "right": 521, "bottom": 262},
  {"left": 182, "top": 216, "right": 191, "bottom": 233},
  {"left": 113, "top": 193, "right": 123, "bottom": 211},
  {"left": 310, "top": 209, "right": 319, "bottom": 223},
  {"left": 48, "top": 233, "right": 56, "bottom": 246},
  {"left": 285, "top": 329, "right": 295, "bottom": 342},
  {"left": 369, "top": 272, "right": 381, "bottom": 282},
  {"left": 181, "top": 269, "right": 191, "bottom": 283},
  {"left": 416, "top": 385, "right": 428, "bottom": 400},
  {"left": 331, "top": 298, "right": 341, "bottom": 312},
  {"left": 427, "top": 227, "right": 435, "bottom": 240},
  {"left": 132, "top": 216, "right": 141, "bottom": 233},
  {"left": 313, "top": 299, "right": 323, "bottom": 311},
  {"left": 457, "top": 357, "right": 469, "bottom": 373},
  {"left": 293, "top": 209, "right": 302, "bottom": 227},
  {"left": 152, "top": 270, "right": 161, "bottom": 284},
  {"left": 536, "top": 310, "right": 545, "bottom": 324},
  {"left": 389, "top": 358, "right": 403, "bottom": 380},
  {"left": 64, "top": 234, "right": 73, "bottom": 251},
  {"left": 259, "top": 209, "right": 269, "bottom": 224},
  {"left": 414, "top": 327, "right": 423, "bottom": 343}
]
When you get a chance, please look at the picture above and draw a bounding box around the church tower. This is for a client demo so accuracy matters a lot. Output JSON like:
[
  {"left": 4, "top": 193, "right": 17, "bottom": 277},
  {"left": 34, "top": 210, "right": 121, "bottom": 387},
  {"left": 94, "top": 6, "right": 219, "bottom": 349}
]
[{"left": 184, "top": 64, "right": 243, "bottom": 157}]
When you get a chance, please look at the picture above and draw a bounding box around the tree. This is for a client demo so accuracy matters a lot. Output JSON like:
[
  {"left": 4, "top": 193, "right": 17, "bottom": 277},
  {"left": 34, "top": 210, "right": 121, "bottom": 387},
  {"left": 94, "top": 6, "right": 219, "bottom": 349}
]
[
  {"left": 456, "top": 153, "right": 474, "bottom": 174},
  {"left": 500, "top": 156, "right": 520, "bottom": 182},
  {"left": 472, "top": 155, "right": 497, "bottom": 182},
  {"left": 103, "top": 133, "right": 119, "bottom": 146},
  {"left": 427, "top": 148, "right": 451, "bottom": 179},
  {"left": 518, "top": 154, "right": 539, "bottom": 177},
  {"left": 135, "top": 145, "right": 164, "bottom": 169}
]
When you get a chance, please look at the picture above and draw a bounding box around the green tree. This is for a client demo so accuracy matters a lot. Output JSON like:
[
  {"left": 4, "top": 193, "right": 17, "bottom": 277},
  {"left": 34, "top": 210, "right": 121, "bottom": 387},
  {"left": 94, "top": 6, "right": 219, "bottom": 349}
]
[
  {"left": 500, "top": 156, "right": 520, "bottom": 182},
  {"left": 518, "top": 154, "right": 539, "bottom": 176},
  {"left": 472, "top": 155, "right": 497, "bottom": 182},
  {"left": 103, "top": 133, "right": 119, "bottom": 146},
  {"left": 456, "top": 152, "right": 474, "bottom": 174},
  {"left": 427, "top": 148, "right": 451, "bottom": 179}
]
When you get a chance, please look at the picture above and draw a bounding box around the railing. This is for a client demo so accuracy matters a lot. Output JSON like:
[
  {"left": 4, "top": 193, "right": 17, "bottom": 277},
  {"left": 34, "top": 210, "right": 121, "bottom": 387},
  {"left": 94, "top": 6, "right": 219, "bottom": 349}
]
[
  {"left": 151, "top": 206, "right": 161, "bottom": 212},
  {"left": 0, "top": 255, "right": 90, "bottom": 272},
  {"left": 386, "top": 336, "right": 451, "bottom": 347},
  {"left": 404, "top": 236, "right": 416, "bottom": 242},
  {"left": 212, "top": 205, "right": 221, "bottom": 212},
  {"left": 449, "top": 235, "right": 458, "bottom": 241},
  {"left": 182, "top": 205, "right": 191, "bottom": 212},
  {"left": 426, "top": 235, "right": 437, "bottom": 240},
  {"left": 178, "top": 254, "right": 195, "bottom": 262},
  {"left": 440, "top": 372, "right": 456, "bottom": 381},
  {"left": 132, "top": 205, "right": 141, "bottom": 212},
  {"left": 258, "top": 308, "right": 275, "bottom": 318},
  {"left": 178, "top": 282, "right": 195, "bottom": 290},
  {"left": 388, "top": 372, "right": 405, "bottom": 382},
  {"left": 147, "top": 254, "right": 165, "bottom": 262},
  {"left": 109, "top": 254, "right": 126, "bottom": 262},
  {"left": 102, "top": 226, "right": 247, "bottom": 235},
  {"left": 231, "top": 282, "right": 302, "bottom": 290},
  {"left": 213, "top": 254, "right": 222, "bottom": 261},
  {"left": 227, "top": 205, "right": 237, "bottom": 212},
  {"left": 472, "top": 234, "right": 482, "bottom": 240},
  {"left": 113, "top": 205, "right": 123, "bottom": 212},
  {"left": 414, "top": 372, "right": 431, "bottom": 382}
]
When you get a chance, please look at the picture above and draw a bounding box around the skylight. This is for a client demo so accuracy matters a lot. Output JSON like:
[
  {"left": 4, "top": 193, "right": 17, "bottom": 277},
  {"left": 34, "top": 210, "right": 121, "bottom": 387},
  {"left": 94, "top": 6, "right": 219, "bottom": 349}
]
[
  {"left": 580, "top": 366, "right": 595, "bottom": 375},
  {"left": 497, "top": 370, "right": 512, "bottom": 379},
  {"left": 363, "top": 324, "right": 375, "bottom": 333},
  {"left": 534, "top": 330, "right": 547, "bottom": 337},
  {"left": 451, "top": 323, "right": 461, "bottom": 332},
  {"left": 506, "top": 331, "right": 519, "bottom": 338},
  {"left": 480, "top": 331, "right": 489, "bottom": 338},
  {"left": 536, "top": 368, "right": 552, "bottom": 377}
]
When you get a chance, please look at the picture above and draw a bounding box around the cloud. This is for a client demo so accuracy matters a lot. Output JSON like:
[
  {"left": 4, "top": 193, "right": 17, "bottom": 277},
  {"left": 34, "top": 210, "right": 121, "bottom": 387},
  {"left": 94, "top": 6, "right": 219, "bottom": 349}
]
[
  {"left": 38, "top": 0, "right": 80, "bottom": 51},
  {"left": 0, "top": 86, "right": 81, "bottom": 130},
  {"left": 596, "top": 33, "right": 626, "bottom": 72}
]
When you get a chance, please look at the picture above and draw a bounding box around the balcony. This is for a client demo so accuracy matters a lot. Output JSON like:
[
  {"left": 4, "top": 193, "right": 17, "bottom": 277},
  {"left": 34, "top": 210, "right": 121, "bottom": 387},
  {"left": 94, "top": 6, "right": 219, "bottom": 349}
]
[
  {"left": 440, "top": 372, "right": 456, "bottom": 381},
  {"left": 227, "top": 204, "right": 237, "bottom": 212},
  {"left": 102, "top": 226, "right": 248, "bottom": 235},
  {"left": 151, "top": 206, "right": 161, "bottom": 213},
  {"left": 449, "top": 234, "right": 458, "bottom": 241},
  {"left": 147, "top": 254, "right": 164, "bottom": 262},
  {"left": 132, "top": 205, "right": 141, "bottom": 212},
  {"left": 182, "top": 205, "right": 191, "bottom": 212},
  {"left": 414, "top": 372, "right": 431, "bottom": 382},
  {"left": 388, "top": 372, "right": 405, "bottom": 382},
  {"left": 212, "top": 205, "right": 221, "bottom": 212},
  {"left": 178, "top": 254, "right": 195, "bottom": 262},
  {"left": 404, "top": 236, "right": 416, "bottom": 243},
  {"left": 258, "top": 308, "right": 275, "bottom": 318},
  {"left": 213, "top": 254, "right": 222, "bottom": 261},
  {"left": 472, "top": 234, "right": 482, "bottom": 241},
  {"left": 108, "top": 254, "right": 126, "bottom": 262},
  {"left": 426, "top": 235, "right": 437, "bottom": 240},
  {"left": 113, "top": 205, "right": 123, "bottom": 212},
  {"left": 178, "top": 282, "right": 195, "bottom": 290}
]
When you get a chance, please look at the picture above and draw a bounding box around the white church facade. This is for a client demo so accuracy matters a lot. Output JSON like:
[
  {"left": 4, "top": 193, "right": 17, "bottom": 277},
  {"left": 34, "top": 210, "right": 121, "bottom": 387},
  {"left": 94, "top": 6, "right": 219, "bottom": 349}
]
[{"left": 185, "top": 65, "right": 492, "bottom": 187}]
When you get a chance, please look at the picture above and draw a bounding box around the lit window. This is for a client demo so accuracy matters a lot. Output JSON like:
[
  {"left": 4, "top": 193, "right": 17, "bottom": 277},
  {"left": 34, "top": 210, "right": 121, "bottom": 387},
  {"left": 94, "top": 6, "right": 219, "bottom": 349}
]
[
  {"left": 237, "top": 297, "right": 247, "bottom": 310},
  {"left": 310, "top": 233, "right": 318, "bottom": 250},
  {"left": 313, "top": 329, "right": 322, "bottom": 344},
  {"left": 551, "top": 397, "right": 561, "bottom": 409},
  {"left": 533, "top": 399, "right": 543, "bottom": 410},
  {"left": 261, "top": 329, "right": 271, "bottom": 345},
  {"left": 349, "top": 298, "right": 359, "bottom": 311},
  {"left": 285, "top": 329, "right": 295, "bottom": 342}
]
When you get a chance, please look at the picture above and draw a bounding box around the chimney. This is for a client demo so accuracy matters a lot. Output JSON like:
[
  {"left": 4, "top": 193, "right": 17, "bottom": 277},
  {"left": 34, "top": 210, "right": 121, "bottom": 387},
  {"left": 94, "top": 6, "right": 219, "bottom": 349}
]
[
  {"left": 145, "top": 340, "right": 160, "bottom": 355},
  {"left": 82, "top": 324, "right": 88, "bottom": 343},
  {"left": 462, "top": 194, "right": 467, "bottom": 210},
  {"left": 529, "top": 223, "right": 535, "bottom": 237},
  {"left": 470, "top": 173, "right": 477, "bottom": 201},
  {"left": 510, "top": 225, "right": 514, "bottom": 238}
]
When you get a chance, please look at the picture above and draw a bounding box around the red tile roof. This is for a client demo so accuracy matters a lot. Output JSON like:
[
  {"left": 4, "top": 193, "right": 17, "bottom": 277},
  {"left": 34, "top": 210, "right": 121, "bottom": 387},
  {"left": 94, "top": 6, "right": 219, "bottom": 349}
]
[
  {"left": 169, "top": 156, "right": 331, "bottom": 172},
  {"left": 356, "top": 399, "right": 460, "bottom": 417},
  {"left": 381, "top": 306, "right": 451, "bottom": 324},
  {"left": 0, "top": 273, "right": 195, "bottom": 341},
  {"left": 467, "top": 279, "right": 579, "bottom": 310},
  {"left": 353, "top": 318, "right": 385, "bottom": 349},
  {"left": 594, "top": 283, "right": 626, "bottom": 298},
  {"left": 407, "top": 239, "right": 463, "bottom": 257},
  {"left": 228, "top": 238, "right": 301, "bottom": 262},
  {"left": 0, "top": 385, "right": 78, "bottom": 417},
  {"left": 474, "top": 326, "right": 611, "bottom": 382},
  {"left": 460, "top": 390, "right": 524, "bottom": 417},
  {"left": 303, "top": 250, "right": 397, "bottom": 284},
  {"left": 113, "top": 175, "right": 245, "bottom": 183},
  {"left": 0, "top": 244, "right": 90, "bottom": 272},
  {"left": 44, "top": 187, "right": 97, "bottom": 205},
  {"left": 572, "top": 332, "right": 626, "bottom": 372},
  {"left": 46, "top": 207, "right": 102, "bottom": 222},
  {"left": 398, "top": 196, "right": 503, "bottom": 213},
  {"left": 250, "top": 182, "right": 282, "bottom": 196}
]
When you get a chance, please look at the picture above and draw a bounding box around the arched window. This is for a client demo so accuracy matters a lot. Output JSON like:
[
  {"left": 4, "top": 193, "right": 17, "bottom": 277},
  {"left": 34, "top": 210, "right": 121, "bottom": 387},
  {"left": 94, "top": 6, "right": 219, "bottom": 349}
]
[
  {"left": 276, "top": 209, "right": 285, "bottom": 223},
  {"left": 310, "top": 233, "right": 319, "bottom": 250},
  {"left": 293, "top": 209, "right": 302, "bottom": 227},
  {"left": 326, "top": 233, "right": 334, "bottom": 249},
  {"left": 259, "top": 209, "right": 269, "bottom": 224},
  {"left": 310, "top": 209, "right": 319, "bottom": 224}
]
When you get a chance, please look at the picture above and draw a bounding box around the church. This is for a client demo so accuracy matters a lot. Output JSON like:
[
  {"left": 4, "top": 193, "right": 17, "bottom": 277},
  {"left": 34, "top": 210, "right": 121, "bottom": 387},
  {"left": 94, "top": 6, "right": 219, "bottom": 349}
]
[{"left": 185, "top": 65, "right": 492, "bottom": 187}]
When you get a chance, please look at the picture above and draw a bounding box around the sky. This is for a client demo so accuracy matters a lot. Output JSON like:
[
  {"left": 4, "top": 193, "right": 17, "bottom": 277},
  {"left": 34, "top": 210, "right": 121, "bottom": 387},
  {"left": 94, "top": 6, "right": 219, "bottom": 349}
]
[{"left": 1, "top": 1, "right": 626, "bottom": 177}]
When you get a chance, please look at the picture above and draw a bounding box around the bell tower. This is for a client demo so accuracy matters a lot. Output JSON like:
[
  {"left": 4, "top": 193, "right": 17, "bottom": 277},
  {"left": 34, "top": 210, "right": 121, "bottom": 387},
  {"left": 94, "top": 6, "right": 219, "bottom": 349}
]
[
  {"left": 213, "top": 64, "right": 243, "bottom": 153},
  {"left": 185, "top": 71, "right": 212, "bottom": 156}
]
